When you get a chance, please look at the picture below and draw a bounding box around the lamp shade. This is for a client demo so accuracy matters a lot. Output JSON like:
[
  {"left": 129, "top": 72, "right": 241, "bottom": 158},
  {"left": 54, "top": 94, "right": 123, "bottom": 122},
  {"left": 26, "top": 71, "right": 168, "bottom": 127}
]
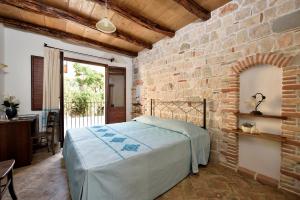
[{"left": 96, "top": 18, "right": 116, "bottom": 34}]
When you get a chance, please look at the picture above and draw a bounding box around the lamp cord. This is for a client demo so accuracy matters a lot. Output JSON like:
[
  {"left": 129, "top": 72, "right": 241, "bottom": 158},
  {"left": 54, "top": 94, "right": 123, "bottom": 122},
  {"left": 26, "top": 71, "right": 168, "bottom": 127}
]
[{"left": 105, "top": 0, "right": 108, "bottom": 18}]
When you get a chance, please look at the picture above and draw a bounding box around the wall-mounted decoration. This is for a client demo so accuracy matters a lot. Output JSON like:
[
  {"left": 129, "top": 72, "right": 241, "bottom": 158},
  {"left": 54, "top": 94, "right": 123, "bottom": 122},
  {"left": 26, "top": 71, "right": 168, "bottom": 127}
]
[{"left": 251, "top": 93, "right": 266, "bottom": 115}]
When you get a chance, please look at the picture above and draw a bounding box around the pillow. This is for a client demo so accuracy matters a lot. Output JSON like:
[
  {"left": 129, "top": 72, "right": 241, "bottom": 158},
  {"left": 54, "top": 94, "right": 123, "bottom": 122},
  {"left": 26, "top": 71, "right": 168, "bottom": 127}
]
[
  {"left": 134, "top": 116, "right": 210, "bottom": 173},
  {"left": 132, "top": 115, "right": 160, "bottom": 125}
]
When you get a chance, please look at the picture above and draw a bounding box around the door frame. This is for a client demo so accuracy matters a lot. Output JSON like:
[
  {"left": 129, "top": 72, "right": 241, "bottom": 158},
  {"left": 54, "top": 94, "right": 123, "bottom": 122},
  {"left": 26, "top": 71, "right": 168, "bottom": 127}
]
[
  {"left": 62, "top": 58, "right": 126, "bottom": 125},
  {"left": 106, "top": 66, "right": 126, "bottom": 124},
  {"left": 59, "top": 52, "right": 64, "bottom": 147}
]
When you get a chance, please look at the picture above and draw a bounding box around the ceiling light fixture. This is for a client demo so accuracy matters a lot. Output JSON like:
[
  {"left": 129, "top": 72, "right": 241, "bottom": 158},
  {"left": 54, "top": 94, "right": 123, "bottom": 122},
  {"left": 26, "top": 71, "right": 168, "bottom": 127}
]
[{"left": 96, "top": 0, "right": 116, "bottom": 34}]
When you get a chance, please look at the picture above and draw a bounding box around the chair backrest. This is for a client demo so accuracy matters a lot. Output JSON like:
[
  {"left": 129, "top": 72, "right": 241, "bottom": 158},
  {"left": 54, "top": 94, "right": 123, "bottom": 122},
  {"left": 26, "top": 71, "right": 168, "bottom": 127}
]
[{"left": 47, "top": 112, "right": 59, "bottom": 128}]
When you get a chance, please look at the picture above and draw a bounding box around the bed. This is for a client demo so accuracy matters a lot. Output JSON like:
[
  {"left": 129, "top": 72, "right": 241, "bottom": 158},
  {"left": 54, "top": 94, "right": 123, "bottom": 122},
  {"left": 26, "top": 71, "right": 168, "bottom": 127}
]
[{"left": 63, "top": 99, "right": 210, "bottom": 200}]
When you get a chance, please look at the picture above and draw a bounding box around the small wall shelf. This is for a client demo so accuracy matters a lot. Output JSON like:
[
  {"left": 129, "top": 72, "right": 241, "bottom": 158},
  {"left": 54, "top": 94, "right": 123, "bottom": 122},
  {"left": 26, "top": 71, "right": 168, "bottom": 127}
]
[
  {"left": 223, "top": 129, "right": 287, "bottom": 142},
  {"left": 235, "top": 112, "right": 287, "bottom": 120}
]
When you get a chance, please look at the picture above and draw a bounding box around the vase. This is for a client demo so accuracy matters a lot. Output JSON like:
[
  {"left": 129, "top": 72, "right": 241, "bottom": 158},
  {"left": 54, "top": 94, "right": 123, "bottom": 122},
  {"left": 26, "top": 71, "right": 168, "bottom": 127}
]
[{"left": 5, "top": 107, "right": 17, "bottom": 119}]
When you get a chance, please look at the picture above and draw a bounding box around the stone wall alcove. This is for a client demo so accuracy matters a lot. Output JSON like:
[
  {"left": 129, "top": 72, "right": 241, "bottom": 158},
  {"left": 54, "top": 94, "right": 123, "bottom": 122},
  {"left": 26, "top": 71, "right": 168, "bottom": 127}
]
[
  {"left": 239, "top": 64, "right": 282, "bottom": 182},
  {"left": 221, "top": 53, "right": 300, "bottom": 194}
]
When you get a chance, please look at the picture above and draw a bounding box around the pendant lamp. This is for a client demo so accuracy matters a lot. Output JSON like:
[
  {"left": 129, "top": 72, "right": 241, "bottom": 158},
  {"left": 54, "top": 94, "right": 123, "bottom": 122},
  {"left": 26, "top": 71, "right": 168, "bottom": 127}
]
[{"left": 96, "top": 0, "right": 116, "bottom": 34}]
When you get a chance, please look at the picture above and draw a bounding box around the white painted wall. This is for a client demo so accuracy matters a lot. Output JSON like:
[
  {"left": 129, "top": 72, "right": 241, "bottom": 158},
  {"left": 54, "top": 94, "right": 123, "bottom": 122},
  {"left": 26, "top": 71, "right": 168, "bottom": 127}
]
[
  {"left": 239, "top": 64, "right": 282, "bottom": 180},
  {"left": 3, "top": 27, "right": 133, "bottom": 122},
  {"left": 0, "top": 23, "right": 5, "bottom": 97}
]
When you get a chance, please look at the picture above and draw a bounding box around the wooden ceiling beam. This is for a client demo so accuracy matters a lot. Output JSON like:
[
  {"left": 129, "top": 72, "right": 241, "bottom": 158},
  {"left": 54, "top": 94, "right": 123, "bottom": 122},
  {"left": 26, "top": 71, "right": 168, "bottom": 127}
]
[
  {"left": 89, "top": 0, "right": 175, "bottom": 37},
  {"left": 172, "top": 0, "right": 210, "bottom": 20},
  {"left": 0, "top": 0, "right": 152, "bottom": 49},
  {"left": 0, "top": 16, "right": 138, "bottom": 57}
]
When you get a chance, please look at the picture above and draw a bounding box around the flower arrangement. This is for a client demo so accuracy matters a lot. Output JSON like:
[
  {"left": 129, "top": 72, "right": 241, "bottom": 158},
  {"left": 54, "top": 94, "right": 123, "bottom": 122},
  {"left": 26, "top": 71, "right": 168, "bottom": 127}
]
[
  {"left": 2, "top": 96, "right": 20, "bottom": 119},
  {"left": 2, "top": 95, "right": 19, "bottom": 108}
]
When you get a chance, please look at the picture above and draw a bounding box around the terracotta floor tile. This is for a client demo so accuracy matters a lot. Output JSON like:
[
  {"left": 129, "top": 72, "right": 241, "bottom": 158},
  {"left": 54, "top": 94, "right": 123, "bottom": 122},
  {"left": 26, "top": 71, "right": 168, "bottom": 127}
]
[{"left": 2, "top": 149, "right": 299, "bottom": 200}]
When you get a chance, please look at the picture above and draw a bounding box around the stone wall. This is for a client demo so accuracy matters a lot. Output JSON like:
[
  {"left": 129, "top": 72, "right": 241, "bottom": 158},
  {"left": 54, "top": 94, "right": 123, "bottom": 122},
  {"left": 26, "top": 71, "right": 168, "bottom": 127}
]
[{"left": 132, "top": 0, "right": 300, "bottom": 195}]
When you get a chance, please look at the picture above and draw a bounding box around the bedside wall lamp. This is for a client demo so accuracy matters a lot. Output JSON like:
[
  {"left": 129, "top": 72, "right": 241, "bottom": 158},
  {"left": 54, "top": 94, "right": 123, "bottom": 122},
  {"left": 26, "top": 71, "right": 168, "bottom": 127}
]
[
  {"left": 251, "top": 92, "right": 266, "bottom": 115},
  {"left": 0, "top": 64, "right": 8, "bottom": 69}
]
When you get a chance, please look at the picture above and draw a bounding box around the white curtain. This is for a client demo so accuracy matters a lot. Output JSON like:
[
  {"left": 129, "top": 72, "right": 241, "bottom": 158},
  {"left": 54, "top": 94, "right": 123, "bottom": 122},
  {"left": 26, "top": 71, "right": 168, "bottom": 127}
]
[
  {"left": 42, "top": 47, "right": 61, "bottom": 129},
  {"left": 43, "top": 47, "right": 60, "bottom": 110}
]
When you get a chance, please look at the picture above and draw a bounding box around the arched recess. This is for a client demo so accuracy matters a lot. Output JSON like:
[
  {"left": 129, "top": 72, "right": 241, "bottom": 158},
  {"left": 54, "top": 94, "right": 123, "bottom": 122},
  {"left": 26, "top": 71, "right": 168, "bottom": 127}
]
[{"left": 221, "top": 53, "right": 297, "bottom": 190}]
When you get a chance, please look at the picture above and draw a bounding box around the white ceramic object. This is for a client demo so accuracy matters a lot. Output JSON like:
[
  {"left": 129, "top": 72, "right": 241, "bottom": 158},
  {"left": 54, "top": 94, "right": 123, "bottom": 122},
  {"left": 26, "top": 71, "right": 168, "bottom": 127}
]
[{"left": 241, "top": 125, "right": 255, "bottom": 133}]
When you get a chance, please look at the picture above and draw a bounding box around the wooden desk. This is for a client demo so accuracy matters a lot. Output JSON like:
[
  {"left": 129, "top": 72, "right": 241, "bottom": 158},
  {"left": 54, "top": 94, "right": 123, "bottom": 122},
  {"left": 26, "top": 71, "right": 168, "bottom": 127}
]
[{"left": 0, "top": 116, "right": 38, "bottom": 168}]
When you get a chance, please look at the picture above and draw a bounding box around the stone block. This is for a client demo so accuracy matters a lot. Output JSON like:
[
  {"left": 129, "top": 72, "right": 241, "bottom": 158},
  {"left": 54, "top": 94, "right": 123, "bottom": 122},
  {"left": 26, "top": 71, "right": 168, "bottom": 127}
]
[
  {"left": 207, "top": 19, "right": 221, "bottom": 32},
  {"left": 249, "top": 23, "right": 271, "bottom": 39},
  {"left": 259, "top": 37, "right": 274, "bottom": 52},
  {"left": 222, "top": 14, "right": 234, "bottom": 27},
  {"left": 240, "top": 14, "right": 261, "bottom": 29},
  {"left": 223, "top": 36, "right": 236, "bottom": 49},
  {"left": 294, "top": 31, "right": 300, "bottom": 45},
  {"left": 219, "top": 2, "right": 239, "bottom": 17},
  {"left": 210, "top": 31, "right": 219, "bottom": 41},
  {"left": 277, "top": 33, "right": 293, "bottom": 48},
  {"left": 236, "top": 7, "right": 251, "bottom": 21},
  {"left": 264, "top": 7, "right": 277, "bottom": 22},
  {"left": 179, "top": 43, "right": 190, "bottom": 51},
  {"left": 272, "top": 10, "right": 300, "bottom": 33},
  {"left": 242, "top": 0, "right": 254, "bottom": 6},
  {"left": 277, "top": 0, "right": 295, "bottom": 15},
  {"left": 236, "top": 29, "right": 249, "bottom": 44},
  {"left": 200, "top": 34, "right": 209, "bottom": 44},
  {"left": 269, "top": 0, "right": 279, "bottom": 7},
  {"left": 226, "top": 24, "right": 239, "bottom": 36},
  {"left": 253, "top": 0, "right": 267, "bottom": 14}
]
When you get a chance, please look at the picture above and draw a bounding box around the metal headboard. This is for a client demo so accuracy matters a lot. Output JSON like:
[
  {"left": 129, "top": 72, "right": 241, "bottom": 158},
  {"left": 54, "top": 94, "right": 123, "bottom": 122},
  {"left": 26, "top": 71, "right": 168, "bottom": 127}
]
[{"left": 150, "top": 99, "right": 207, "bottom": 129}]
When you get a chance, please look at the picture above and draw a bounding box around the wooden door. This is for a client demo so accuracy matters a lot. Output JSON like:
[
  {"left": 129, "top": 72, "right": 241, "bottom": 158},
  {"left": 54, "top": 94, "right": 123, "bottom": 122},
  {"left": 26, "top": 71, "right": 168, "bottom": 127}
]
[{"left": 106, "top": 67, "right": 126, "bottom": 124}]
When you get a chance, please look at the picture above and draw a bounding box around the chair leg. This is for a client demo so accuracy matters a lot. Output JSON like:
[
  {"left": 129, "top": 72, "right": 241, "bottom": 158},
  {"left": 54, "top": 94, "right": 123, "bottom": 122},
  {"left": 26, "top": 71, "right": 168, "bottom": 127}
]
[
  {"left": 8, "top": 171, "right": 17, "bottom": 200},
  {"left": 52, "top": 145, "right": 55, "bottom": 155},
  {"left": 46, "top": 137, "right": 50, "bottom": 153},
  {"left": 51, "top": 139, "right": 55, "bottom": 155}
]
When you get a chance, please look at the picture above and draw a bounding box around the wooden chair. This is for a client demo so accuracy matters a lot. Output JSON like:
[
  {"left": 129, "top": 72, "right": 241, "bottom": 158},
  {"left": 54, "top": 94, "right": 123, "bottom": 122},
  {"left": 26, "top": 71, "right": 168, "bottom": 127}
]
[
  {"left": 32, "top": 112, "right": 59, "bottom": 155},
  {"left": 0, "top": 160, "right": 17, "bottom": 200}
]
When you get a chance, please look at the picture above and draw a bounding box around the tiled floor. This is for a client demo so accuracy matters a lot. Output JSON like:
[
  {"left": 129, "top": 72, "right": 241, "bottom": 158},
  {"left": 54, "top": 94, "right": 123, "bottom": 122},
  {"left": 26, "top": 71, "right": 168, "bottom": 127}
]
[{"left": 3, "top": 149, "right": 299, "bottom": 200}]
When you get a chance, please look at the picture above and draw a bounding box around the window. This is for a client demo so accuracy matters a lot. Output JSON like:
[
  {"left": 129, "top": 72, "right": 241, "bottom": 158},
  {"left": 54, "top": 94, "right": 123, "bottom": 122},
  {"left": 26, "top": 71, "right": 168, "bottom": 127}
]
[{"left": 31, "top": 56, "right": 44, "bottom": 111}]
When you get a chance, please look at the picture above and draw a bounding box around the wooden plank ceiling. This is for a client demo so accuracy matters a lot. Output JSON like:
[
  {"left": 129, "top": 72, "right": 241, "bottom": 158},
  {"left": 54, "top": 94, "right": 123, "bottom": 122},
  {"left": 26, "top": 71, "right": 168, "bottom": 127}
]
[{"left": 0, "top": 0, "right": 230, "bottom": 57}]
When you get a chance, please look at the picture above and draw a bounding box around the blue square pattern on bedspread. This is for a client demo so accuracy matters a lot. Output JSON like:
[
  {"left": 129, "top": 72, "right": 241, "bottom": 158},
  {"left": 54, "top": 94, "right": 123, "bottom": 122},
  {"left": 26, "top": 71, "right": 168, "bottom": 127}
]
[
  {"left": 86, "top": 125, "right": 153, "bottom": 159},
  {"left": 63, "top": 119, "right": 210, "bottom": 200}
]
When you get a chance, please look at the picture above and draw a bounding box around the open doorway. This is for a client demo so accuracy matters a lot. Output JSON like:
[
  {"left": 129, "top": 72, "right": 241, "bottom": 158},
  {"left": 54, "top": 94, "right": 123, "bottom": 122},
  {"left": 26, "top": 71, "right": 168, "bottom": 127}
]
[
  {"left": 63, "top": 58, "right": 106, "bottom": 132},
  {"left": 107, "top": 67, "right": 126, "bottom": 123}
]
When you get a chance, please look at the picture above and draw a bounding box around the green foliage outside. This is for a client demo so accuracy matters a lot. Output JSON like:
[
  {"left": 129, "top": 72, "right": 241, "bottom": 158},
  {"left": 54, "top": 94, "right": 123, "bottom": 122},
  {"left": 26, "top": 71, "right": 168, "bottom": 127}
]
[{"left": 64, "top": 63, "right": 104, "bottom": 116}]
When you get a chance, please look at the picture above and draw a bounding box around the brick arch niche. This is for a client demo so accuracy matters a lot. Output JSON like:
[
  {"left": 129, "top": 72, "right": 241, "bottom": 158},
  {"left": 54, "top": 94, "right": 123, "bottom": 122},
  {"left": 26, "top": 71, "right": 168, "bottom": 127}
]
[{"left": 221, "top": 53, "right": 300, "bottom": 195}]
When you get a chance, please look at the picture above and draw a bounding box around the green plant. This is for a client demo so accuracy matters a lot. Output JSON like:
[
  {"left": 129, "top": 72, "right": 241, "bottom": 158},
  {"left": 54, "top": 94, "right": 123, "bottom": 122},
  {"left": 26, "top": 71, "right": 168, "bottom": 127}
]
[
  {"left": 64, "top": 62, "right": 105, "bottom": 116},
  {"left": 70, "top": 92, "right": 90, "bottom": 116}
]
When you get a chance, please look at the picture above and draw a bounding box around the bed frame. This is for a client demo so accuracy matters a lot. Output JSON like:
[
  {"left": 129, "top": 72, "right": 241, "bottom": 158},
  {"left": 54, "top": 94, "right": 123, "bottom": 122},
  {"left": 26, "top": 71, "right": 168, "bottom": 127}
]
[{"left": 150, "top": 99, "right": 207, "bottom": 129}]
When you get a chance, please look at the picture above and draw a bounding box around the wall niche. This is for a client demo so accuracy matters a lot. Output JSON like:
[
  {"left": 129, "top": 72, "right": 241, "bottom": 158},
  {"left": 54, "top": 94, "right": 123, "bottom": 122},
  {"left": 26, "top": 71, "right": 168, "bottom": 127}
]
[{"left": 239, "top": 64, "right": 282, "bottom": 181}]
